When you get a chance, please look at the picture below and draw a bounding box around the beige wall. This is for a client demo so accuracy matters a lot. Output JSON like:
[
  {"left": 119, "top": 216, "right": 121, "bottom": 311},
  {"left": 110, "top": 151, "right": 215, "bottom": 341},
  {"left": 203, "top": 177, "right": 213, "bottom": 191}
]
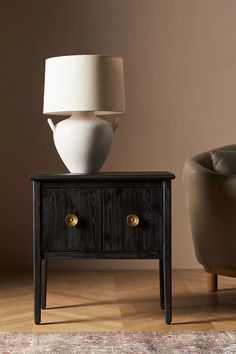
[{"left": 1, "top": 0, "right": 236, "bottom": 270}]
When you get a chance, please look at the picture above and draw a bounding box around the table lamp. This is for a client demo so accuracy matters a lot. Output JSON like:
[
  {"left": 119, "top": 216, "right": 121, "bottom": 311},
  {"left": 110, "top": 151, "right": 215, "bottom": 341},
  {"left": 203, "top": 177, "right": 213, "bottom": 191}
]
[{"left": 43, "top": 54, "right": 126, "bottom": 173}]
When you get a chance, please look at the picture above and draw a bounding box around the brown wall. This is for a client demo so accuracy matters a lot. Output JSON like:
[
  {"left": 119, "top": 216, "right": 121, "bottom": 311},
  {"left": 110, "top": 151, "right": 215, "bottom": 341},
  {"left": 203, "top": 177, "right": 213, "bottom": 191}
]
[{"left": 1, "top": 0, "right": 236, "bottom": 270}]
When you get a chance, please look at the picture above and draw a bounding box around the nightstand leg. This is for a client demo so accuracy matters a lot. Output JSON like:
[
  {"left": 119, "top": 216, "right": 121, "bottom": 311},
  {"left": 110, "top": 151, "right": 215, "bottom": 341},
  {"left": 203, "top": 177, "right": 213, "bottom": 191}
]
[
  {"left": 163, "top": 180, "right": 172, "bottom": 325},
  {"left": 33, "top": 181, "right": 42, "bottom": 325},
  {"left": 159, "top": 259, "right": 164, "bottom": 309},
  {"left": 163, "top": 250, "right": 172, "bottom": 325},
  {"left": 33, "top": 256, "right": 41, "bottom": 325},
  {"left": 41, "top": 259, "right": 47, "bottom": 309}
]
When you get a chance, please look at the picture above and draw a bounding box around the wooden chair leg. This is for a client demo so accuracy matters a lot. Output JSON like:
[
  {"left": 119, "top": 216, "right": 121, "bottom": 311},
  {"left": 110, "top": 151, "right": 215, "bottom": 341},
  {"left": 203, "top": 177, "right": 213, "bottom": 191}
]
[{"left": 207, "top": 273, "right": 218, "bottom": 292}]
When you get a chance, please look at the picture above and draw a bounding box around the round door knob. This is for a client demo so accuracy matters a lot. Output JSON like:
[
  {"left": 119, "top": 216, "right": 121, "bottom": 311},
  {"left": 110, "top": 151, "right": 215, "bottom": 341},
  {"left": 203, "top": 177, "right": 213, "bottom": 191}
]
[
  {"left": 65, "top": 214, "right": 78, "bottom": 227},
  {"left": 126, "top": 214, "right": 139, "bottom": 227}
]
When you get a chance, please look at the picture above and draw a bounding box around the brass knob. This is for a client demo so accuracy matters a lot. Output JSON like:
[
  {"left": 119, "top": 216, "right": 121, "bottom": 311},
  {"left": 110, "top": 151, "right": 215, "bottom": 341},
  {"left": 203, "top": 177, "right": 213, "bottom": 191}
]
[
  {"left": 126, "top": 214, "right": 139, "bottom": 227},
  {"left": 65, "top": 214, "right": 78, "bottom": 227}
]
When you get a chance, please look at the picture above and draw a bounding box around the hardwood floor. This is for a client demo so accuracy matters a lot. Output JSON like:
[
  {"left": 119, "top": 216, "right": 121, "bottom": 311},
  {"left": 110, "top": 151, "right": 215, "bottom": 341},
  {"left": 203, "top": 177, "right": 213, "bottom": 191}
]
[{"left": 0, "top": 269, "right": 236, "bottom": 331}]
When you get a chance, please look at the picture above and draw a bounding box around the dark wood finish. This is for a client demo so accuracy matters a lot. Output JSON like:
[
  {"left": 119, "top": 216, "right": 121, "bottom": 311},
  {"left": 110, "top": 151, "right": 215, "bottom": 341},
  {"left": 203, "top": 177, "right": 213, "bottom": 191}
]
[
  {"left": 42, "top": 188, "right": 101, "bottom": 252},
  {"left": 103, "top": 188, "right": 162, "bottom": 252},
  {"left": 33, "top": 182, "right": 41, "bottom": 324},
  {"left": 43, "top": 251, "right": 162, "bottom": 259},
  {"left": 159, "top": 259, "right": 164, "bottom": 310},
  {"left": 41, "top": 259, "right": 47, "bottom": 309},
  {"left": 30, "top": 171, "right": 175, "bottom": 182},
  {"left": 31, "top": 172, "right": 175, "bottom": 325},
  {"left": 163, "top": 181, "right": 172, "bottom": 324}
]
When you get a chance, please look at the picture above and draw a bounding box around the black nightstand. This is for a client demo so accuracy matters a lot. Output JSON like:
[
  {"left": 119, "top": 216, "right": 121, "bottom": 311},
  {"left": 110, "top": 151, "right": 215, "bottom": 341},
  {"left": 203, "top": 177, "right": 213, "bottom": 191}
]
[{"left": 30, "top": 172, "right": 175, "bottom": 325}]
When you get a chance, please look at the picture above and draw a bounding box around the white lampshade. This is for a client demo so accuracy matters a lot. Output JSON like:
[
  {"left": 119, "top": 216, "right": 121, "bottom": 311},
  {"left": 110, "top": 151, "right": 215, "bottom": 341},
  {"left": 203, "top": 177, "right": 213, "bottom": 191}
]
[{"left": 43, "top": 54, "right": 126, "bottom": 115}]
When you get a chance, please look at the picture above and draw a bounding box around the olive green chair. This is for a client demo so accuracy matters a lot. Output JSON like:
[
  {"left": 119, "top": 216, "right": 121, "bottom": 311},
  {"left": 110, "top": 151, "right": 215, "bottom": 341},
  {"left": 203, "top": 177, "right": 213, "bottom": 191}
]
[{"left": 183, "top": 144, "right": 236, "bottom": 291}]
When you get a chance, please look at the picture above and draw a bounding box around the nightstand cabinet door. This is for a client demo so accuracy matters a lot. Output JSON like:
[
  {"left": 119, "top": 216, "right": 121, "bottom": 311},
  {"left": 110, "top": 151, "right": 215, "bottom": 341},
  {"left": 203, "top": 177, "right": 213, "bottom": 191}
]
[
  {"left": 103, "top": 188, "right": 163, "bottom": 252},
  {"left": 42, "top": 188, "right": 101, "bottom": 252}
]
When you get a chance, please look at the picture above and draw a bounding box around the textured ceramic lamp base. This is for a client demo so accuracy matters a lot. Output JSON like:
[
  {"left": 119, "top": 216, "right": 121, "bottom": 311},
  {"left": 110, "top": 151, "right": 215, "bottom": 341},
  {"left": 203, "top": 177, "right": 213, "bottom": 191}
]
[{"left": 48, "top": 112, "right": 118, "bottom": 173}]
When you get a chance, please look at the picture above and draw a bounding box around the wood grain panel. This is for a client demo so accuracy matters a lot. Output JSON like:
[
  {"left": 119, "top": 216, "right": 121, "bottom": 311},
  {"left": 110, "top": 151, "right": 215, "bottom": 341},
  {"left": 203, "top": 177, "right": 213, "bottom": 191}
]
[
  {"left": 103, "top": 188, "right": 163, "bottom": 252},
  {"left": 42, "top": 188, "right": 101, "bottom": 252}
]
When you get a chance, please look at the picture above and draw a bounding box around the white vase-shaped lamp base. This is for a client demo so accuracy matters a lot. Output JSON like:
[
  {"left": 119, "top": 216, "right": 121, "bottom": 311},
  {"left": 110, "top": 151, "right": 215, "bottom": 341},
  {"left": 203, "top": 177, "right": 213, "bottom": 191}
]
[{"left": 48, "top": 112, "right": 118, "bottom": 173}]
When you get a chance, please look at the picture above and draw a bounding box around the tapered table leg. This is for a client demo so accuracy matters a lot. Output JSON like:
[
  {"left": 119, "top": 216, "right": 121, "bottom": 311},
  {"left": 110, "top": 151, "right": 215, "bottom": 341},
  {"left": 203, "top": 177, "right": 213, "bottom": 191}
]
[
  {"left": 33, "top": 181, "right": 41, "bottom": 325},
  {"left": 34, "top": 254, "right": 41, "bottom": 324},
  {"left": 163, "top": 250, "right": 172, "bottom": 324},
  {"left": 163, "top": 180, "right": 172, "bottom": 325},
  {"left": 159, "top": 259, "right": 164, "bottom": 310},
  {"left": 41, "top": 259, "right": 47, "bottom": 309}
]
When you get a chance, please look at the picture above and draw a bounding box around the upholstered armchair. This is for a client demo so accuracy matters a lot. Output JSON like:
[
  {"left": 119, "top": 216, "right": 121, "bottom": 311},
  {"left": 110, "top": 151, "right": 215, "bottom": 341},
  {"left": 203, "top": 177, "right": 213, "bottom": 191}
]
[{"left": 183, "top": 145, "right": 236, "bottom": 291}]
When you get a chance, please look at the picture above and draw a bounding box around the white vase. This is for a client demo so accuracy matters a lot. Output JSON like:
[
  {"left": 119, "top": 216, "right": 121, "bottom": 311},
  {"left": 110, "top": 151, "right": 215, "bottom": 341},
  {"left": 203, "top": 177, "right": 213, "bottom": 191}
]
[{"left": 47, "top": 112, "right": 119, "bottom": 173}]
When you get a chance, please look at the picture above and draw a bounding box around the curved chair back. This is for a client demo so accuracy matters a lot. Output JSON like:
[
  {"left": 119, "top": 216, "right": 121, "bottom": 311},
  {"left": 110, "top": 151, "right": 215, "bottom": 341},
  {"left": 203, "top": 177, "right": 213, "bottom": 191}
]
[{"left": 183, "top": 145, "right": 236, "bottom": 270}]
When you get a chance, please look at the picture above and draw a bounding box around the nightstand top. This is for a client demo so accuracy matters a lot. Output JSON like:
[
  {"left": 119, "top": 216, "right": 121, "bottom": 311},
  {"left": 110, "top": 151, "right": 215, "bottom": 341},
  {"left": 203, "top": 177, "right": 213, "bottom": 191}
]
[{"left": 30, "top": 171, "right": 175, "bottom": 181}]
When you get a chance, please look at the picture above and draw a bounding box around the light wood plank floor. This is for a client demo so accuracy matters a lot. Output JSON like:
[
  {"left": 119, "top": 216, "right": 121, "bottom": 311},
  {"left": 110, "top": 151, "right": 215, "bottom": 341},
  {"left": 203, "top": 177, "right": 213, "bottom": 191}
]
[{"left": 0, "top": 270, "right": 236, "bottom": 331}]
